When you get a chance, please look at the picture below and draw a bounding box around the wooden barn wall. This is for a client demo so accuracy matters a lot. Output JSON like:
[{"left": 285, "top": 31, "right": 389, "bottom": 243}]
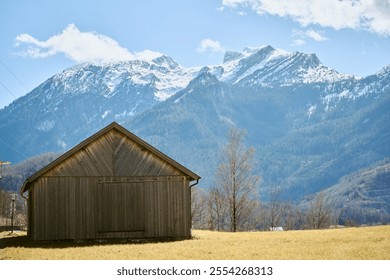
[
  {"left": 44, "top": 129, "right": 184, "bottom": 178},
  {"left": 30, "top": 176, "right": 191, "bottom": 240}
]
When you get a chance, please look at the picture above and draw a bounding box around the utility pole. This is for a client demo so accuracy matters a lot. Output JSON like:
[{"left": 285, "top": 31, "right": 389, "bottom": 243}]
[
  {"left": 11, "top": 193, "right": 15, "bottom": 233},
  {"left": 0, "top": 160, "right": 12, "bottom": 230}
]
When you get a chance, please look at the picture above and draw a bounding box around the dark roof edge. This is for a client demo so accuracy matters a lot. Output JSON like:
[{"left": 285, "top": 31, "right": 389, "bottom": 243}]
[{"left": 20, "top": 122, "right": 200, "bottom": 194}]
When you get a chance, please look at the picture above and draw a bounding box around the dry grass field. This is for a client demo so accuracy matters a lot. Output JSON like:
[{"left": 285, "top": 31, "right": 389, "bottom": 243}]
[{"left": 1, "top": 225, "right": 389, "bottom": 260}]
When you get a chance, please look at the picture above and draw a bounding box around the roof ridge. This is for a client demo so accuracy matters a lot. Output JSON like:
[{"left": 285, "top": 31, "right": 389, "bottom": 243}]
[{"left": 21, "top": 122, "right": 200, "bottom": 194}]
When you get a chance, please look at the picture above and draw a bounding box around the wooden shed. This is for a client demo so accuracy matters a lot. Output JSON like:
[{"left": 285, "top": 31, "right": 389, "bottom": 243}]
[{"left": 20, "top": 122, "right": 200, "bottom": 241}]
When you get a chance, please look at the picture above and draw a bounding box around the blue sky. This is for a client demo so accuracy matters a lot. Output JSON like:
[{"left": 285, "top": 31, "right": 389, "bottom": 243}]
[{"left": 1, "top": 0, "right": 390, "bottom": 108}]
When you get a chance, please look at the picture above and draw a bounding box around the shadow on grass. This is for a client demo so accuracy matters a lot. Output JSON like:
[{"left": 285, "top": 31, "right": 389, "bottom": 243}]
[{"left": 0, "top": 232, "right": 187, "bottom": 249}]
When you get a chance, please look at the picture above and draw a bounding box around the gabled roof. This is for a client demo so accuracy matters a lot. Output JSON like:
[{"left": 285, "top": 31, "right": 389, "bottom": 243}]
[{"left": 20, "top": 122, "right": 200, "bottom": 194}]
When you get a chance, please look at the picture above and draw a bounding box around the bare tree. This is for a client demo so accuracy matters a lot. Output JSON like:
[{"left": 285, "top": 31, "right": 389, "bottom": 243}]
[
  {"left": 191, "top": 186, "right": 228, "bottom": 231},
  {"left": 265, "top": 187, "right": 286, "bottom": 230},
  {"left": 215, "top": 127, "right": 260, "bottom": 232},
  {"left": 305, "top": 191, "right": 334, "bottom": 229},
  {"left": 207, "top": 187, "right": 227, "bottom": 231},
  {"left": 283, "top": 202, "right": 305, "bottom": 230},
  {"left": 191, "top": 187, "right": 209, "bottom": 229}
]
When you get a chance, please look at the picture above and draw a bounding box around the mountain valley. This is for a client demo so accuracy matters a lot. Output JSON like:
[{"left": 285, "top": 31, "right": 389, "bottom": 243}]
[{"left": 1, "top": 45, "right": 389, "bottom": 223}]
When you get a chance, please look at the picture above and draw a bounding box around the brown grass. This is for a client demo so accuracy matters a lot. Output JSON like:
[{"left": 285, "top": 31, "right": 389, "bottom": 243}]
[{"left": 1, "top": 225, "right": 389, "bottom": 260}]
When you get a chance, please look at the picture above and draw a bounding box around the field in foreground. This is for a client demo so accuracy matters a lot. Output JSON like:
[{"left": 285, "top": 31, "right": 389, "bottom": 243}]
[{"left": 1, "top": 226, "right": 389, "bottom": 260}]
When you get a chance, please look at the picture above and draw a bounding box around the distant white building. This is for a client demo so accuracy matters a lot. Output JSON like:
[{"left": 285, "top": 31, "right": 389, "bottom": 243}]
[{"left": 269, "top": 227, "right": 283, "bottom": 231}]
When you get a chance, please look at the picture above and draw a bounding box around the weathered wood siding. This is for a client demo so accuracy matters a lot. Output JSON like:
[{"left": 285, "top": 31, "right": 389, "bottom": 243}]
[
  {"left": 28, "top": 127, "right": 193, "bottom": 240},
  {"left": 45, "top": 129, "right": 184, "bottom": 177},
  {"left": 29, "top": 176, "right": 191, "bottom": 240}
]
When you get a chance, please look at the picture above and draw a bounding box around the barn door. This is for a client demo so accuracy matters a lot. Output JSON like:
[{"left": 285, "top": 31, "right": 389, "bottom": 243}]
[{"left": 97, "top": 181, "right": 145, "bottom": 233}]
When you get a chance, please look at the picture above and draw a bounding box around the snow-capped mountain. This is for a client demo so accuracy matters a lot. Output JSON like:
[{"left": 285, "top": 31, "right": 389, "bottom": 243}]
[
  {"left": 1, "top": 46, "right": 389, "bottom": 221},
  {"left": 209, "top": 45, "right": 356, "bottom": 86},
  {"left": 0, "top": 53, "right": 200, "bottom": 160},
  {"left": 10, "top": 53, "right": 199, "bottom": 117}
]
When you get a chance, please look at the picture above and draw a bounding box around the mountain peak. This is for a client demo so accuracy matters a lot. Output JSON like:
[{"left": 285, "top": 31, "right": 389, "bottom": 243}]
[
  {"left": 298, "top": 52, "right": 322, "bottom": 68},
  {"left": 134, "top": 49, "right": 164, "bottom": 61},
  {"left": 223, "top": 51, "right": 244, "bottom": 63},
  {"left": 151, "top": 55, "right": 179, "bottom": 69},
  {"left": 243, "top": 45, "right": 275, "bottom": 55},
  {"left": 222, "top": 45, "right": 275, "bottom": 64},
  {"left": 377, "top": 65, "right": 390, "bottom": 77},
  {"left": 212, "top": 45, "right": 356, "bottom": 85},
  {"left": 189, "top": 67, "right": 219, "bottom": 87}
]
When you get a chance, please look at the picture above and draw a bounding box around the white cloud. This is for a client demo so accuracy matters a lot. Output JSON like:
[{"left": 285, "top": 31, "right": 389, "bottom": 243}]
[
  {"left": 134, "top": 49, "right": 163, "bottom": 61},
  {"left": 14, "top": 24, "right": 134, "bottom": 63},
  {"left": 293, "top": 29, "right": 329, "bottom": 44},
  {"left": 222, "top": 0, "right": 390, "bottom": 36},
  {"left": 222, "top": 0, "right": 249, "bottom": 8},
  {"left": 197, "top": 38, "right": 225, "bottom": 53},
  {"left": 290, "top": 39, "right": 306, "bottom": 46},
  {"left": 304, "top": 29, "right": 328, "bottom": 42}
]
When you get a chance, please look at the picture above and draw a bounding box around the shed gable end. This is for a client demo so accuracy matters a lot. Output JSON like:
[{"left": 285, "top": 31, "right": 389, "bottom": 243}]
[{"left": 45, "top": 128, "right": 185, "bottom": 177}]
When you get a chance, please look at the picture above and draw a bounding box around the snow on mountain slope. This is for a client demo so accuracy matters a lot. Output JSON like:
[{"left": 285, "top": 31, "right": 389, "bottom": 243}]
[
  {"left": 22, "top": 45, "right": 358, "bottom": 116},
  {"left": 51, "top": 55, "right": 199, "bottom": 102},
  {"left": 209, "top": 45, "right": 356, "bottom": 86},
  {"left": 319, "top": 65, "right": 390, "bottom": 113}
]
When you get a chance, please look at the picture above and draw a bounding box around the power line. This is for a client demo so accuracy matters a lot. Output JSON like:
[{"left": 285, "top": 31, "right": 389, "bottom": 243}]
[
  {"left": 0, "top": 58, "right": 29, "bottom": 91},
  {"left": 0, "top": 63, "right": 31, "bottom": 161},
  {"left": 0, "top": 80, "right": 18, "bottom": 99},
  {"left": 0, "top": 136, "right": 29, "bottom": 160},
  {"left": 0, "top": 77, "right": 69, "bottom": 164},
  {"left": 0, "top": 58, "right": 79, "bottom": 163}
]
